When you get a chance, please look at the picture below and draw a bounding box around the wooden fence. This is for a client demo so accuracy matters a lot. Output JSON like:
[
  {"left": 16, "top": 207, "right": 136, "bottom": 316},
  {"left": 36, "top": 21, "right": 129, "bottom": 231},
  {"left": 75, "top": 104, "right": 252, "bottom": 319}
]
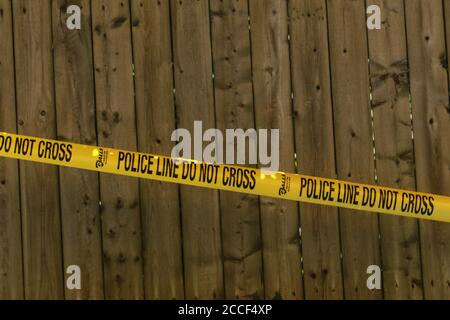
[{"left": 0, "top": 0, "right": 449, "bottom": 300}]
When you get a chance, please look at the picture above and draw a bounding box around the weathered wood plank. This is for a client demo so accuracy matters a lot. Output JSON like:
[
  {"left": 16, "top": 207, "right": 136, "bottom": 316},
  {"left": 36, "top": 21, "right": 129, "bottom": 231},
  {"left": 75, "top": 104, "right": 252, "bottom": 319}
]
[
  {"left": 170, "top": 0, "right": 224, "bottom": 299},
  {"left": 249, "top": 0, "right": 303, "bottom": 300},
  {"left": 289, "top": 0, "right": 343, "bottom": 300},
  {"left": 52, "top": 0, "right": 104, "bottom": 299},
  {"left": 12, "top": 0, "right": 64, "bottom": 299},
  {"left": 130, "top": 0, "right": 184, "bottom": 299},
  {"left": 326, "top": 0, "right": 381, "bottom": 299},
  {"left": 210, "top": 0, "right": 264, "bottom": 300},
  {"left": 0, "top": 0, "right": 24, "bottom": 299},
  {"left": 91, "top": 0, "right": 144, "bottom": 299},
  {"left": 405, "top": 0, "right": 450, "bottom": 299},
  {"left": 367, "top": 0, "right": 423, "bottom": 300}
]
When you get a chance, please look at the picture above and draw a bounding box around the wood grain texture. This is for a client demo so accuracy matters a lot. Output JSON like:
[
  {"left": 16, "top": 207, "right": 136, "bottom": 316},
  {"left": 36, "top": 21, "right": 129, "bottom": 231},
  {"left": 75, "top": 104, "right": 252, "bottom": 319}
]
[
  {"left": 3, "top": 0, "right": 450, "bottom": 300},
  {"left": 12, "top": 0, "right": 64, "bottom": 299},
  {"left": 171, "top": 0, "right": 224, "bottom": 299},
  {"left": 210, "top": 0, "right": 264, "bottom": 300},
  {"left": 52, "top": 0, "right": 104, "bottom": 299},
  {"left": 367, "top": 0, "right": 423, "bottom": 300},
  {"left": 91, "top": 0, "right": 144, "bottom": 299},
  {"left": 0, "top": 0, "right": 24, "bottom": 300},
  {"left": 249, "top": 0, "right": 303, "bottom": 300},
  {"left": 289, "top": 0, "right": 343, "bottom": 300},
  {"left": 326, "top": 0, "right": 381, "bottom": 299},
  {"left": 405, "top": 0, "right": 450, "bottom": 299},
  {"left": 130, "top": 0, "right": 184, "bottom": 299}
]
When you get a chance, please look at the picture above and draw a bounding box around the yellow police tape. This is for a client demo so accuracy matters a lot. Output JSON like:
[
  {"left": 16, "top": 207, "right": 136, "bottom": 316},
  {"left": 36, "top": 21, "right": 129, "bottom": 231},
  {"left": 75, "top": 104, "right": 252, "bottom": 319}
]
[{"left": 1, "top": 132, "right": 450, "bottom": 222}]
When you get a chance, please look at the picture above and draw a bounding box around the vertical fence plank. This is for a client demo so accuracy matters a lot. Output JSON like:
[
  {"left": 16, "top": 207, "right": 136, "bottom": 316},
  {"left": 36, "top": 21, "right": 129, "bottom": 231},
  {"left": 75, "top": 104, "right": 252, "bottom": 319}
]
[
  {"left": 0, "top": 0, "right": 24, "bottom": 299},
  {"left": 405, "top": 0, "right": 450, "bottom": 299},
  {"left": 12, "top": 0, "right": 64, "bottom": 299},
  {"left": 130, "top": 0, "right": 184, "bottom": 299},
  {"left": 289, "top": 0, "right": 344, "bottom": 300},
  {"left": 52, "top": 0, "right": 104, "bottom": 299},
  {"left": 170, "top": 0, "right": 224, "bottom": 299},
  {"left": 91, "top": 0, "right": 144, "bottom": 299},
  {"left": 210, "top": 0, "right": 264, "bottom": 300},
  {"left": 326, "top": 0, "right": 382, "bottom": 299},
  {"left": 249, "top": 0, "right": 303, "bottom": 300},
  {"left": 366, "top": 0, "right": 423, "bottom": 300}
]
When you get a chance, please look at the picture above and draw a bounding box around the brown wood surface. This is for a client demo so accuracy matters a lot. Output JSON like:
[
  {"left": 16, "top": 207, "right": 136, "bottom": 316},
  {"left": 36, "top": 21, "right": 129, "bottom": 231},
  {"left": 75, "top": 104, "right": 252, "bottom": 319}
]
[
  {"left": 326, "top": 0, "right": 381, "bottom": 299},
  {"left": 210, "top": 0, "right": 264, "bottom": 300},
  {"left": 130, "top": 0, "right": 184, "bottom": 300},
  {"left": 405, "top": 0, "right": 450, "bottom": 299},
  {"left": 171, "top": 0, "right": 224, "bottom": 299},
  {"left": 0, "top": 0, "right": 24, "bottom": 300},
  {"left": 12, "top": 0, "right": 64, "bottom": 299},
  {"left": 367, "top": 0, "right": 423, "bottom": 300},
  {"left": 289, "top": 0, "right": 343, "bottom": 300},
  {"left": 249, "top": 0, "right": 303, "bottom": 300},
  {"left": 1, "top": 0, "right": 450, "bottom": 300},
  {"left": 52, "top": 0, "right": 104, "bottom": 299},
  {"left": 91, "top": 0, "right": 144, "bottom": 299}
]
